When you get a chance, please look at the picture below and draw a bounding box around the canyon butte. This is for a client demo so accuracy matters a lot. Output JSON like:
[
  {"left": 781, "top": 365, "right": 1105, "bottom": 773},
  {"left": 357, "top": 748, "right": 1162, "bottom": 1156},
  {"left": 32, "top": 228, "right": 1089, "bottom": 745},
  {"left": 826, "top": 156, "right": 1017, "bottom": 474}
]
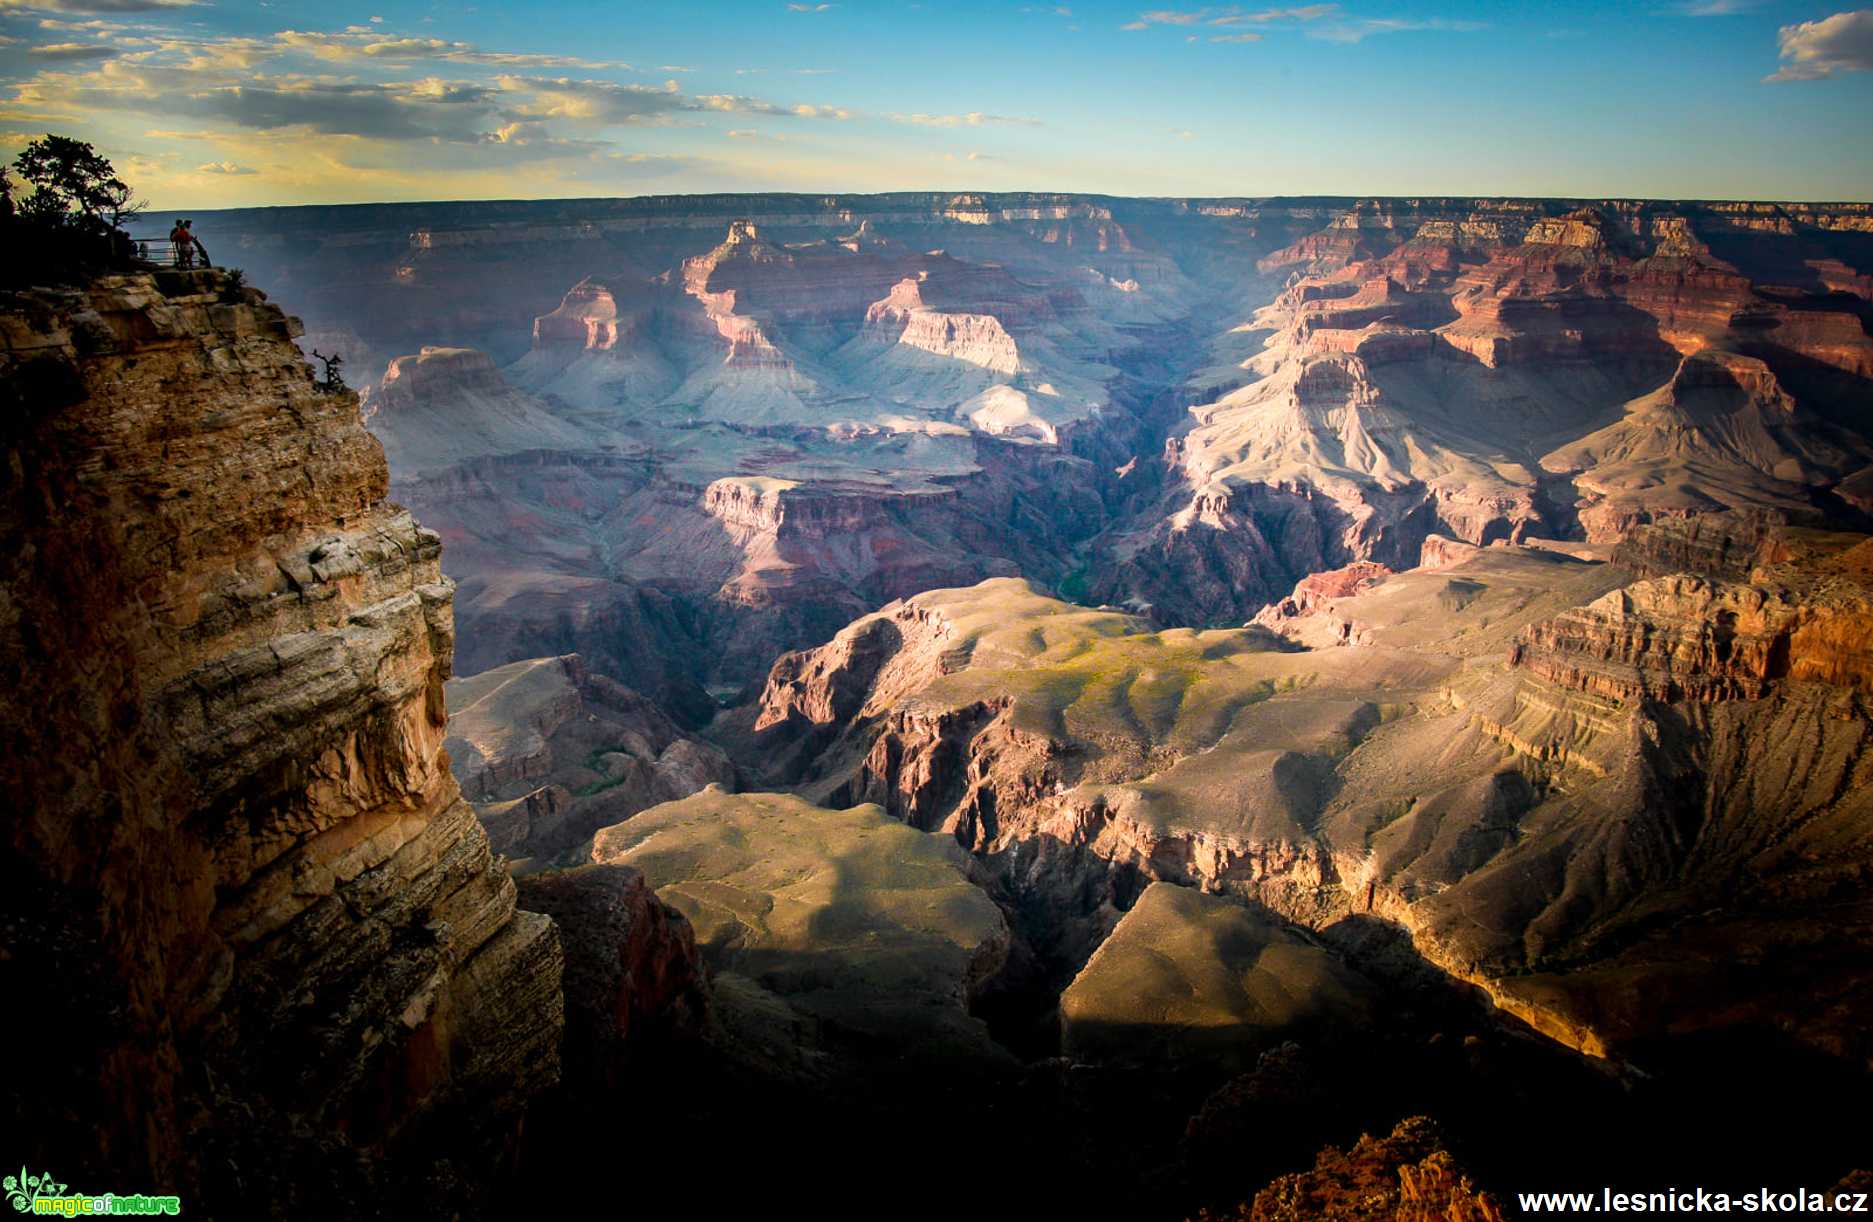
[{"left": 3, "top": 193, "right": 1871, "bottom": 1220}]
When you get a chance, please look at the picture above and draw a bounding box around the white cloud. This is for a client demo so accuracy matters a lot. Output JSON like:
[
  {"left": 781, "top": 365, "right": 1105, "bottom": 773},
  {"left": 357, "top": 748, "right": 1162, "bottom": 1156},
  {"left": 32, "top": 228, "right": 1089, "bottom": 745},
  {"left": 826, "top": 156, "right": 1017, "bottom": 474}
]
[
  {"left": 1309, "top": 16, "right": 1485, "bottom": 42},
  {"left": 891, "top": 111, "right": 1042, "bottom": 127},
  {"left": 275, "top": 29, "right": 624, "bottom": 69},
  {"left": 785, "top": 2, "right": 833, "bottom": 9},
  {"left": 1766, "top": 9, "right": 1873, "bottom": 80},
  {"left": 28, "top": 40, "right": 116, "bottom": 58},
  {"left": 196, "top": 160, "right": 255, "bottom": 174},
  {"left": 1124, "top": 4, "right": 1335, "bottom": 29},
  {"left": 1209, "top": 32, "right": 1261, "bottom": 42},
  {"left": 787, "top": 102, "right": 855, "bottom": 118}
]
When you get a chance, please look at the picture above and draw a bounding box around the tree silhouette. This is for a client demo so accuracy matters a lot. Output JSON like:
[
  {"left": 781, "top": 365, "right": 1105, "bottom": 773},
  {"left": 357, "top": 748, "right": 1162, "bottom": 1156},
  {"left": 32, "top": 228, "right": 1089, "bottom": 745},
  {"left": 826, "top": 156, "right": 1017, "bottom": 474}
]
[
  {"left": 309, "top": 349, "right": 347, "bottom": 393},
  {"left": 0, "top": 134, "right": 145, "bottom": 285},
  {"left": 13, "top": 135, "right": 142, "bottom": 235}
]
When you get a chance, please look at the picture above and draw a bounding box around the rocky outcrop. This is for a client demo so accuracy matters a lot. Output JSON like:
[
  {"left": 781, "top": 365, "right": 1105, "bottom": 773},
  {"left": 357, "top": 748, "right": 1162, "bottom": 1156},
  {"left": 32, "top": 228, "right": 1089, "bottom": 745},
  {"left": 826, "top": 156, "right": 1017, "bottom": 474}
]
[
  {"left": 1610, "top": 508, "right": 1792, "bottom": 579},
  {"left": 1511, "top": 575, "right": 1805, "bottom": 701},
  {"left": 0, "top": 270, "right": 562, "bottom": 1215},
  {"left": 1244, "top": 1117, "right": 1507, "bottom": 1222},
  {"left": 861, "top": 274, "right": 1023, "bottom": 374},
  {"left": 1513, "top": 516, "right": 1873, "bottom": 701},
  {"left": 1250, "top": 561, "right": 1393, "bottom": 638},
  {"left": 513, "top": 864, "right": 708, "bottom": 1089},
  {"left": 1541, "top": 350, "right": 1868, "bottom": 542},
  {"left": 444, "top": 653, "right": 734, "bottom": 865}
]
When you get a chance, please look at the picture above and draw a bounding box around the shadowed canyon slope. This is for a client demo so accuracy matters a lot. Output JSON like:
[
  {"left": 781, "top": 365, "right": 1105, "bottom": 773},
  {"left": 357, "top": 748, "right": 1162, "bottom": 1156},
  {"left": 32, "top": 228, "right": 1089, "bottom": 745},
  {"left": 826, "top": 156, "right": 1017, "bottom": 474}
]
[{"left": 200, "top": 193, "right": 1873, "bottom": 694}]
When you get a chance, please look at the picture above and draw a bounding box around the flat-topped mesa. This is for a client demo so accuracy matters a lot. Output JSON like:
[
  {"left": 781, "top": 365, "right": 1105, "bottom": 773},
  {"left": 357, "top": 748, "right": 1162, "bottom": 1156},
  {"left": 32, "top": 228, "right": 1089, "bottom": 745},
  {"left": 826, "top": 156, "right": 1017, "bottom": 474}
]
[
  {"left": 377, "top": 344, "right": 509, "bottom": 405},
  {"left": 0, "top": 269, "right": 562, "bottom": 1215},
  {"left": 862, "top": 274, "right": 1023, "bottom": 374},
  {"left": 1522, "top": 206, "right": 1638, "bottom": 252},
  {"left": 702, "top": 474, "right": 957, "bottom": 539}
]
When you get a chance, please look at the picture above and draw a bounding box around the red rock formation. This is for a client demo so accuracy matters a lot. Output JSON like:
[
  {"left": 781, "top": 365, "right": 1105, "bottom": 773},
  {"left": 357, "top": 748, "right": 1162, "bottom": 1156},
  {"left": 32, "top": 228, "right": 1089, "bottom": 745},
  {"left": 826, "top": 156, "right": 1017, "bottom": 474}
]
[
  {"left": 1419, "top": 533, "right": 1484, "bottom": 570},
  {"left": 1243, "top": 1117, "right": 1507, "bottom": 1222},
  {"left": 1510, "top": 575, "right": 1804, "bottom": 701},
  {"left": 1251, "top": 561, "right": 1394, "bottom": 636}
]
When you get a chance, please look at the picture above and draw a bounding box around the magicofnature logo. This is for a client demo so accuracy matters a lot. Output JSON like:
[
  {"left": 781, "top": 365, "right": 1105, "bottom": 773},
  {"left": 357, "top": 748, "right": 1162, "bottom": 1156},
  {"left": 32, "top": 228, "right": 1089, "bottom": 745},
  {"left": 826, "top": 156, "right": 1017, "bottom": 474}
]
[{"left": 5, "top": 1167, "right": 181, "bottom": 1216}]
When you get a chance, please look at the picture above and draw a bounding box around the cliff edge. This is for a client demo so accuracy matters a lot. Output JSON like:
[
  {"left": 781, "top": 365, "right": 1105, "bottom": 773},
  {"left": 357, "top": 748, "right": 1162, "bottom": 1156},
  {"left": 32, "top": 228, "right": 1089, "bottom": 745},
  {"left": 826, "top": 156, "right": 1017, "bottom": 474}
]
[{"left": 0, "top": 270, "right": 562, "bottom": 1217}]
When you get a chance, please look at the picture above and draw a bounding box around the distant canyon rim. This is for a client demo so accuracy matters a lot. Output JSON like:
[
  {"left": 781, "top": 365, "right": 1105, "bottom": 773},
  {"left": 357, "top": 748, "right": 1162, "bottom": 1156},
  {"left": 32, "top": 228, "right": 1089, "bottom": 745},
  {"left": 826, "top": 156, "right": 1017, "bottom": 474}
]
[{"left": 220, "top": 193, "right": 1873, "bottom": 702}]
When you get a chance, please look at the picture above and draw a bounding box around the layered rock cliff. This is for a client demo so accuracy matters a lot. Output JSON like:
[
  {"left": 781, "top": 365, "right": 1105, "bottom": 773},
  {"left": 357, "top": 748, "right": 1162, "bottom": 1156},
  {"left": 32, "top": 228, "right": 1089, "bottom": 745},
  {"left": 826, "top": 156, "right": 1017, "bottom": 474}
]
[
  {"left": 1092, "top": 199, "right": 1873, "bottom": 624},
  {"left": 0, "top": 270, "right": 562, "bottom": 1216}
]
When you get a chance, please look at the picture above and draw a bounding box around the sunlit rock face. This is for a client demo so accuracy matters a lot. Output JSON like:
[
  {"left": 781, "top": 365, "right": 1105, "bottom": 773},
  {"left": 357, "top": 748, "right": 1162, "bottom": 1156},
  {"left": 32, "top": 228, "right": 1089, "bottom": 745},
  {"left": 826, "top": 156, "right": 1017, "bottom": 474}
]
[
  {"left": 0, "top": 270, "right": 562, "bottom": 1216},
  {"left": 1097, "top": 200, "right": 1873, "bottom": 625}
]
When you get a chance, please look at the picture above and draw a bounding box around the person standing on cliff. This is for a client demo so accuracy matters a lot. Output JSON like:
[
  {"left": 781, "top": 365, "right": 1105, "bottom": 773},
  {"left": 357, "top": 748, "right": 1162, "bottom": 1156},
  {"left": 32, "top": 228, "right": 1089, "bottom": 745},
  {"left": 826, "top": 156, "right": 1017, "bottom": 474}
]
[
  {"left": 169, "top": 218, "right": 191, "bottom": 268},
  {"left": 184, "top": 220, "right": 209, "bottom": 269}
]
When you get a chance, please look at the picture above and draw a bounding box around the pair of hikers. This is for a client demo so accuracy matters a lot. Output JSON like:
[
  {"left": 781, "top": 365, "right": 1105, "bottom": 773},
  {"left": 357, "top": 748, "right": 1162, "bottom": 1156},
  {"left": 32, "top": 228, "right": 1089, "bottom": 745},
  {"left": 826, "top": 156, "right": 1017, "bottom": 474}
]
[{"left": 168, "top": 219, "right": 209, "bottom": 269}]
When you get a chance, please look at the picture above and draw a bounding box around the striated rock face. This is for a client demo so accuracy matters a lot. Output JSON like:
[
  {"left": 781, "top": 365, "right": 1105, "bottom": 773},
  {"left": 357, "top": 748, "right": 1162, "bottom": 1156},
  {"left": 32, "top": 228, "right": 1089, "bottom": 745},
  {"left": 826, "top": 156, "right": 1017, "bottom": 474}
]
[
  {"left": 1513, "top": 516, "right": 1873, "bottom": 701},
  {"left": 1513, "top": 575, "right": 1801, "bottom": 701},
  {"left": 1541, "top": 349, "right": 1866, "bottom": 542},
  {"left": 862, "top": 273, "right": 1023, "bottom": 374},
  {"left": 368, "top": 345, "right": 593, "bottom": 475},
  {"left": 1090, "top": 199, "right": 1872, "bottom": 625},
  {"left": 0, "top": 270, "right": 562, "bottom": 1215},
  {"left": 444, "top": 653, "right": 735, "bottom": 867}
]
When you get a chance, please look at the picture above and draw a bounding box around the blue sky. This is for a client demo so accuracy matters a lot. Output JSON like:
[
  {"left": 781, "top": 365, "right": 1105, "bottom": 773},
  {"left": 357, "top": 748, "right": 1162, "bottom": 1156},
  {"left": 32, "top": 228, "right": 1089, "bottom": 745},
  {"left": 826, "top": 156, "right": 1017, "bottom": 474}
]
[{"left": 0, "top": 0, "right": 1868, "bottom": 206}]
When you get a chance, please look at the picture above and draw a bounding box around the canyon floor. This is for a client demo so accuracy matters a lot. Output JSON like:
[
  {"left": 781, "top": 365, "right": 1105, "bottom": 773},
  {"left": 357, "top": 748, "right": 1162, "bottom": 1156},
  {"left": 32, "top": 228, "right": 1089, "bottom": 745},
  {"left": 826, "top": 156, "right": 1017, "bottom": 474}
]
[{"left": 7, "top": 194, "right": 1871, "bottom": 1219}]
